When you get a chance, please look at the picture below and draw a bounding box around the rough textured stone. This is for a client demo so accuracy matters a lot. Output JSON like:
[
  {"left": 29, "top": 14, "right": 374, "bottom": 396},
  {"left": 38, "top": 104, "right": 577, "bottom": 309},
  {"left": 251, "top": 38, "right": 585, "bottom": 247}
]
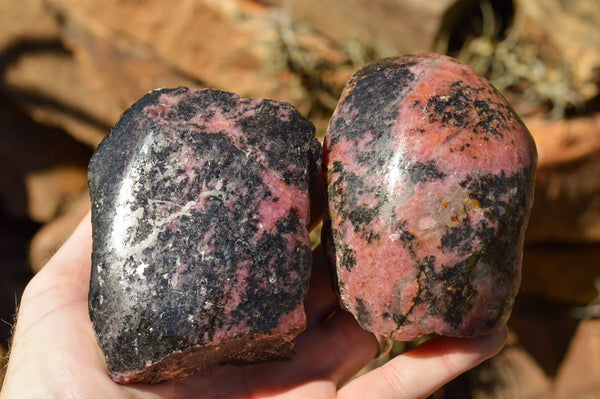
[
  {"left": 322, "top": 53, "right": 537, "bottom": 340},
  {"left": 88, "top": 87, "right": 321, "bottom": 384}
]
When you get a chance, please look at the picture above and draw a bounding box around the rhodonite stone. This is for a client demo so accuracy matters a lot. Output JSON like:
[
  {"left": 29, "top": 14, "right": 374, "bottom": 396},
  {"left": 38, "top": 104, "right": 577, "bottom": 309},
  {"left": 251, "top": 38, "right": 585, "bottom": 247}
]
[
  {"left": 322, "top": 53, "right": 537, "bottom": 340},
  {"left": 88, "top": 87, "right": 321, "bottom": 383}
]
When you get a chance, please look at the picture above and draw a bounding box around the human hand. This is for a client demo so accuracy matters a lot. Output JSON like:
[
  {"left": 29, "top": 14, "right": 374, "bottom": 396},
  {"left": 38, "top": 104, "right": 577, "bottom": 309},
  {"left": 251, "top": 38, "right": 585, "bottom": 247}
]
[{"left": 0, "top": 212, "right": 506, "bottom": 398}]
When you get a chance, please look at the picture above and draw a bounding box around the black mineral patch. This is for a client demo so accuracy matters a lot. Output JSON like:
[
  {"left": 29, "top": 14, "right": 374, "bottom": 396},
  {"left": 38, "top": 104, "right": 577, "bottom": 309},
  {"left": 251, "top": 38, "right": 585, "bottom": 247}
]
[
  {"left": 355, "top": 297, "right": 372, "bottom": 327},
  {"left": 440, "top": 218, "right": 476, "bottom": 256},
  {"left": 328, "top": 58, "right": 417, "bottom": 149},
  {"left": 425, "top": 81, "right": 511, "bottom": 138},
  {"left": 339, "top": 242, "right": 357, "bottom": 272},
  {"left": 407, "top": 160, "right": 447, "bottom": 184}
]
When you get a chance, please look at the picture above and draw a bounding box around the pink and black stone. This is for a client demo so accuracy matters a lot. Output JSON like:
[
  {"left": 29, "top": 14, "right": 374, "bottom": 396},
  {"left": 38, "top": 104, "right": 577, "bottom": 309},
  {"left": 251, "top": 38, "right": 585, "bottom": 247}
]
[
  {"left": 322, "top": 53, "right": 537, "bottom": 341},
  {"left": 88, "top": 88, "right": 321, "bottom": 383}
]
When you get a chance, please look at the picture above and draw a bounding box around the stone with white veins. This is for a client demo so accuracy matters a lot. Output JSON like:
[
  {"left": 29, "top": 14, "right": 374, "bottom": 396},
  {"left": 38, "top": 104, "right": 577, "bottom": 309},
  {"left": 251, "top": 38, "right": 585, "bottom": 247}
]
[{"left": 88, "top": 87, "right": 321, "bottom": 384}]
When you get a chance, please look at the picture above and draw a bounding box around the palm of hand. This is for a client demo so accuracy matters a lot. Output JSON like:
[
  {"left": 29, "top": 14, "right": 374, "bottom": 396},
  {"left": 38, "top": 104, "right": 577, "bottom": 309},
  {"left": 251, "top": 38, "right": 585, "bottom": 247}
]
[{"left": 0, "top": 214, "right": 506, "bottom": 399}]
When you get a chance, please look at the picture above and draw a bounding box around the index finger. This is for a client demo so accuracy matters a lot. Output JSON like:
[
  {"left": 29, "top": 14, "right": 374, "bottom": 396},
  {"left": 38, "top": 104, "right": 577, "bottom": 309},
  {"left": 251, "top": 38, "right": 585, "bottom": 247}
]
[{"left": 17, "top": 211, "right": 92, "bottom": 331}]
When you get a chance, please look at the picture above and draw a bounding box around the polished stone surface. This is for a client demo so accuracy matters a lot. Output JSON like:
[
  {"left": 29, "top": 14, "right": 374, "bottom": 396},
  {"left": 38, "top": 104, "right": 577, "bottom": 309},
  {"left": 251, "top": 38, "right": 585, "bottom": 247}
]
[
  {"left": 323, "top": 54, "right": 537, "bottom": 340},
  {"left": 88, "top": 87, "right": 321, "bottom": 383}
]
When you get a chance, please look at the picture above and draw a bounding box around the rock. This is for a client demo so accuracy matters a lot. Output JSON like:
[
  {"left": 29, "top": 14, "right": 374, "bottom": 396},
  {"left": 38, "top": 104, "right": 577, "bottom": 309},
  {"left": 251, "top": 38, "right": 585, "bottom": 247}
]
[
  {"left": 0, "top": 0, "right": 61, "bottom": 50},
  {"left": 515, "top": 0, "right": 600, "bottom": 103},
  {"left": 322, "top": 54, "right": 537, "bottom": 340},
  {"left": 268, "top": 0, "right": 456, "bottom": 54},
  {"left": 462, "top": 344, "right": 553, "bottom": 399},
  {"left": 47, "top": 0, "right": 269, "bottom": 97},
  {"left": 0, "top": 0, "right": 115, "bottom": 148},
  {"left": 525, "top": 115, "right": 600, "bottom": 244},
  {"left": 24, "top": 166, "right": 88, "bottom": 223},
  {"left": 29, "top": 192, "right": 90, "bottom": 273},
  {"left": 442, "top": 305, "right": 600, "bottom": 398},
  {"left": 88, "top": 87, "right": 321, "bottom": 384},
  {"left": 441, "top": 0, "right": 600, "bottom": 118},
  {"left": 554, "top": 319, "right": 600, "bottom": 398},
  {"left": 522, "top": 244, "right": 600, "bottom": 306},
  {"left": 45, "top": 0, "right": 347, "bottom": 122},
  {"left": 0, "top": 98, "right": 92, "bottom": 222},
  {"left": 2, "top": 40, "right": 114, "bottom": 148},
  {"left": 515, "top": 115, "right": 600, "bottom": 307}
]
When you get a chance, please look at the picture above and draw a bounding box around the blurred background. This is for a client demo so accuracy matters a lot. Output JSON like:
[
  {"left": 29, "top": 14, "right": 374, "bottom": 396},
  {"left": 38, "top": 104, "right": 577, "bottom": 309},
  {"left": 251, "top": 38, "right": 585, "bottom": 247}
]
[{"left": 0, "top": 0, "right": 598, "bottom": 397}]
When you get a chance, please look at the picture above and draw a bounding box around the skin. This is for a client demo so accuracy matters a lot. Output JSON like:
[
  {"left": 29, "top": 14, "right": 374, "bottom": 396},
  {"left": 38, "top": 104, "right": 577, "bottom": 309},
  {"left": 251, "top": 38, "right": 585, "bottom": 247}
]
[{"left": 1, "top": 202, "right": 506, "bottom": 399}]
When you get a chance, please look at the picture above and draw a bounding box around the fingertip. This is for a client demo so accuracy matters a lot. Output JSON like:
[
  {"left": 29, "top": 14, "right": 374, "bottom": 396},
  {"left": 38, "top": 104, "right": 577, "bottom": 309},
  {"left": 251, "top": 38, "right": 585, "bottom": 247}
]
[
  {"left": 405, "top": 324, "right": 509, "bottom": 363},
  {"left": 480, "top": 323, "right": 509, "bottom": 358},
  {"left": 459, "top": 324, "right": 509, "bottom": 358},
  {"left": 490, "top": 323, "right": 509, "bottom": 349}
]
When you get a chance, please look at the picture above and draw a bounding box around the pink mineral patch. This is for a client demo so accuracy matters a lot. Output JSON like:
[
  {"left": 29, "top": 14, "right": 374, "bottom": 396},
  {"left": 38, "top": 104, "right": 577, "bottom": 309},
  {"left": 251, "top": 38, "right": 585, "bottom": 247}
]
[{"left": 256, "top": 168, "right": 310, "bottom": 241}]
